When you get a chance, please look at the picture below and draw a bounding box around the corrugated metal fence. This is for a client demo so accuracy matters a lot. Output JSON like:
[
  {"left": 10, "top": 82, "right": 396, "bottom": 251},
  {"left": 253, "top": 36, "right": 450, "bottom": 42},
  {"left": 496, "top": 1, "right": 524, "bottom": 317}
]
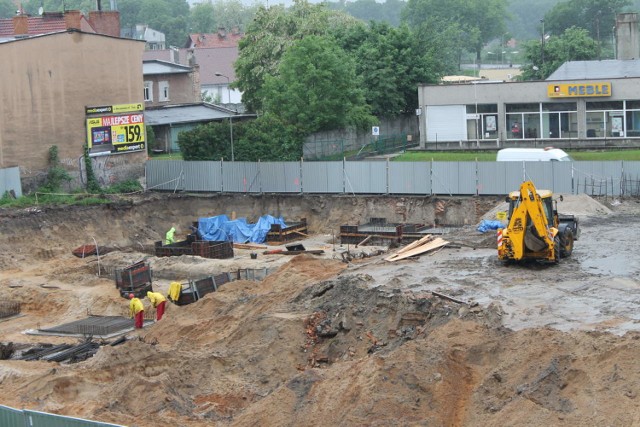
[
  {"left": 146, "top": 160, "right": 640, "bottom": 197},
  {"left": 0, "top": 404, "right": 124, "bottom": 427},
  {"left": 0, "top": 166, "right": 23, "bottom": 198}
]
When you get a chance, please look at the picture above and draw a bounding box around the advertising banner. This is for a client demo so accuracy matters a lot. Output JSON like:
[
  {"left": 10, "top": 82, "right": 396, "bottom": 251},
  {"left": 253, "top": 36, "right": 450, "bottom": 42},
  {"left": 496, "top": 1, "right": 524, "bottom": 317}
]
[
  {"left": 86, "top": 103, "right": 145, "bottom": 155},
  {"left": 547, "top": 82, "right": 611, "bottom": 98}
]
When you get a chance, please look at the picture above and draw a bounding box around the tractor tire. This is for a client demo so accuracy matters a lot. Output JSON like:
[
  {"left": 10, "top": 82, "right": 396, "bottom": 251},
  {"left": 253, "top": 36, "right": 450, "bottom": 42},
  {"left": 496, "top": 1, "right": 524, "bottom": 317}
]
[
  {"left": 560, "top": 229, "right": 574, "bottom": 258},
  {"left": 553, "top": 235, "right": 560, "bottom": 264}
]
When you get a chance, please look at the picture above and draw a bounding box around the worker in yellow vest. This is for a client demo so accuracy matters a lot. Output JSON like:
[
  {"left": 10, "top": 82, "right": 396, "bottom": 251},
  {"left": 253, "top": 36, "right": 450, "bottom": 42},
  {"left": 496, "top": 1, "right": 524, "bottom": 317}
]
[
  {"left": 129, "top": 294, "right": 144, "bottom": 329},
  {"left": 147, "top": 291, "right": 167, "bottom": 321}
]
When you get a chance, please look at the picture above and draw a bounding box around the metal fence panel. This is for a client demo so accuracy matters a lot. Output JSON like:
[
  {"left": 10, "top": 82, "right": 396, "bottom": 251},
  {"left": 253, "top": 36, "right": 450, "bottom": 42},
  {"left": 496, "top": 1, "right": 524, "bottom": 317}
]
[
  {"left": 622, "top": 161, "right": 640, "bottom": 196},
  {"left": 388, "top": 162, "right": 431, "bottom": 194},
  {"left": 477, "top": 162, "right": 508, "bottom": 195},
  {"left": 145, "top": 160, "right": 185, "bottom": 191},
  {"left": 260, "top": 162, "right": 301, "bottom": 193},
  {"left": 24, "top": 410, "right": 124, "bottom": 427},
  {"left": 431, "top": 162, "right": 477, "bottom": 195},
  {"left": 301, "top": 162, "right": 344, "bottom": 193},
  {"left": 343, "top": 161, "right": 387, "bottom": 194},
  {"left": 0, "top": 404, "right": 23, "bottom": 427},
  {"left": 222, "top": 162, "right": 260, "bottom": 193},
  {"left": 551, "top": 162, "right": 574, "bottom": 194},
  {"left": 183, "top": 161, "right": 222, "bottom": 192},
  {"left": 571, "top": 161, "right": 623, "bottom": 196},
  {"left": 520, "top": 162, "right": 555, "bottom": 192},
  {"left": 0, "top": 166, "right": 22, "bottom": 198}
]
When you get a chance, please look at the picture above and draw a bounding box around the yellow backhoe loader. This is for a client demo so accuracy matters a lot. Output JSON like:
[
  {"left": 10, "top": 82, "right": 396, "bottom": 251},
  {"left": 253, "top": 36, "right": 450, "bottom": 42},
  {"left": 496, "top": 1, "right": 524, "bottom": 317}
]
[{"left": 498, "top": 181, "right": 579, "bottom": 264}]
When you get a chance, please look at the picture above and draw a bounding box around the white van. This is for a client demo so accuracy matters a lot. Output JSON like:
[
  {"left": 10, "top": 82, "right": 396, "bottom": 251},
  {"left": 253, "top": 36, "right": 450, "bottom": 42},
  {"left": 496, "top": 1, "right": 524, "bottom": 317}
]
[{"left": 496, "top": 147, "right": 573, "bottom": 162}]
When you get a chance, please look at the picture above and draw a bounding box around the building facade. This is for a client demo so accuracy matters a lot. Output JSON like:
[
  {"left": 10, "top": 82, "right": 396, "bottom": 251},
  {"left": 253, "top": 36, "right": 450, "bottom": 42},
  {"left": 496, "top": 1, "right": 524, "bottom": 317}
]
[
  {"left": 418, "top": 74, "right": 640, "bottom": 149},
  {"left": 0, "top": 30, "right": 146, "bottom": 190}
]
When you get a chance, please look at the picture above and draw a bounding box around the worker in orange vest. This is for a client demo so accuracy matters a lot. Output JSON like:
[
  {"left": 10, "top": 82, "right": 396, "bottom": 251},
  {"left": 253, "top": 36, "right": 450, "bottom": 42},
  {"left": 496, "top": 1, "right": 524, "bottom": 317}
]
[
  {"left": 147, "top": 291, "right": 167, "bottom": 321},
  {"left": 129, "top": 293, "right": 144, "bottom": 329}
]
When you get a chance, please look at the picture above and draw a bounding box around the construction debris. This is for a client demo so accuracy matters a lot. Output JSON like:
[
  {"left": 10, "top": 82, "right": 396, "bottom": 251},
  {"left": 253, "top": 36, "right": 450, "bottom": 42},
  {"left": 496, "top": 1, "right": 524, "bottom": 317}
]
[
  {"left": 155, "top": 235, "right": 234, "bottom": 259},
  {"left": 385, "top": 235, "right": 449, "bottom": 262}
]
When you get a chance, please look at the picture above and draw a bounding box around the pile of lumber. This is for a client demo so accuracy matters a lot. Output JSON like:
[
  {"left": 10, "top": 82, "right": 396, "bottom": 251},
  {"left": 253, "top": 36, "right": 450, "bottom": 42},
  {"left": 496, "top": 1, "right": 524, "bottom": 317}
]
[{"left": 385, "top": 234, "right": 449, "bottom": 262}]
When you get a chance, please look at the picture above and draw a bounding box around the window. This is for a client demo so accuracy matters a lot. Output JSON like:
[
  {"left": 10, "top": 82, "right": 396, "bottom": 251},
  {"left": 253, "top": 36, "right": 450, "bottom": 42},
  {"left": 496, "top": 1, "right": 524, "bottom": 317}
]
[
  {"left": 466, "top": 104, "right": 498, "bottom": 139},
  {"left": 506, "top": 102, "right": 577, "bottom": 139},
  {"left": 144, "top": 81, "right": 153, "bottom": 102},
  {"left": 587, "top": 101, "right": 626, "bottom": 137},
  {"left": 159, "top": 81, "right": 169, "bottom": 102}
]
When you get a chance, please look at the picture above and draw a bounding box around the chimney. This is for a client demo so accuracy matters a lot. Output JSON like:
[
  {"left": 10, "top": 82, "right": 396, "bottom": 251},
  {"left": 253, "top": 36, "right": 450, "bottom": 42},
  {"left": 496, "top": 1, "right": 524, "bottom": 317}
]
[
  {"left": 217, "top": 27, "right": 226, "bottom": 38},
  {"left": 64, "top": 10, "right": 82, "bottom": 31},
  {"left": 88, "top": 10, "right": 121, "bottom": 37},
  {"left": 12, "top": 15, "right": 28, "bottom": 35}
]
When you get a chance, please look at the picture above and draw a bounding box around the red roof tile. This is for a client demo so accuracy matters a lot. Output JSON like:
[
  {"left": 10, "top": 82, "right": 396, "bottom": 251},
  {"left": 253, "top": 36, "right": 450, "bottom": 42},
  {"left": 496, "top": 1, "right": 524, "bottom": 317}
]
[
  {"left": 0, "top": 13, "right": 95, "bottom": 37},
  {"left": 185, "top": 31, "right": 243, "bottom": 48}
]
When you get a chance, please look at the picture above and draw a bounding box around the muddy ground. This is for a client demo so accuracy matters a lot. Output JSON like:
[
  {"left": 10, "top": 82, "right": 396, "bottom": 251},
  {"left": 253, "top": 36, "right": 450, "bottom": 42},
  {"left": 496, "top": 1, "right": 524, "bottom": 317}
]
[{"left": 1, "top": 193, "right": 640, "bottom": 426}]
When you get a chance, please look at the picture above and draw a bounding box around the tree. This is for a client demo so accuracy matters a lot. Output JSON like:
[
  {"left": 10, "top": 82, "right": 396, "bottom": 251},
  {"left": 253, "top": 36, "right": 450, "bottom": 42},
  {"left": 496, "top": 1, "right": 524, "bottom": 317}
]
[
  {"left": 327, "top": 0, "right": 405, "bottom": 27},
  {"left": 190, "top": 2, "right": 216, "bottom": 33},
  {"left": 519, "top": 26, "right": 599, "bottom": 80},
  {"left": 234, "top": 0, "right": 360, "bottom": 112},
  {"left": 261, "top": 35, "right": 375, "bottom": 134},
  {"left": 211, "top": 0, "right": 257, "bottom": 31},
  {"left": 402, "top": 0, "right": 509, "bottom": 63},
  {"left": 0, "top": 0, "right": 15, "bottom": 18},
  {"left": 234, "top": 114, "right": 305, "bottom": 161},
  {"left": 118, "top": 0, "right": 189, "bottom": 47},
  {"left": 544, "top": 0, "right": 631, "bottom": 43},
  {"left": 177, "top": 121, "right": 235, "bottom": 161},
  {"left": 335, "top": 21, "right": 444, "bottom": 117}
]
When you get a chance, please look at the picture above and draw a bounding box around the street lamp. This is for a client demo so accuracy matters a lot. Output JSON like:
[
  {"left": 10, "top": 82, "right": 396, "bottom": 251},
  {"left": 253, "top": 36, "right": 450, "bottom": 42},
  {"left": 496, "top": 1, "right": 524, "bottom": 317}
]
[
  {"left": 540, "top": 19, "right": 545, "bottom": 65},
  {"left": 215, "top": 72, "right": 234, "bottom": 161}
]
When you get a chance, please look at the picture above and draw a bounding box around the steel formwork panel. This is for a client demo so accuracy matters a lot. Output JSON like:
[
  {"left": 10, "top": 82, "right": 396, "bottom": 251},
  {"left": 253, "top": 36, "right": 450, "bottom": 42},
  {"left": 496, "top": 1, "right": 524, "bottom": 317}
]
[{"left": 0, "top": 166, "right": 22, "bottom": 198}]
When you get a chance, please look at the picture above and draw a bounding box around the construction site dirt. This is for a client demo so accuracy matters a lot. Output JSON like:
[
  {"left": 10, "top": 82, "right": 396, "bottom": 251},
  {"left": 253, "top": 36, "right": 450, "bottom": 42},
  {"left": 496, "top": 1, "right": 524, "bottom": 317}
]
[{"left": 1, "top": 193, "right": 640, "bottom": 426}]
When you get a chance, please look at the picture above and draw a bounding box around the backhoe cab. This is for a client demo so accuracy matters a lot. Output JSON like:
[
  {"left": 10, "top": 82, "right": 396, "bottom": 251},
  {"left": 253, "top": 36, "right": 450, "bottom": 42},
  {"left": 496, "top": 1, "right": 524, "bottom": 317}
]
[{"left": 498, "top": 181, "right": 579, "bottom": 264}]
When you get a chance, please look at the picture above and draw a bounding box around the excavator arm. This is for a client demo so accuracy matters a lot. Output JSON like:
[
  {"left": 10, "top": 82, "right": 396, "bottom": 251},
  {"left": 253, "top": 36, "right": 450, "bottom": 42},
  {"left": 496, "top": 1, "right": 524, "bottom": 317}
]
[{"left": 501, "top": 181, "right": 557, "bottom": 261}]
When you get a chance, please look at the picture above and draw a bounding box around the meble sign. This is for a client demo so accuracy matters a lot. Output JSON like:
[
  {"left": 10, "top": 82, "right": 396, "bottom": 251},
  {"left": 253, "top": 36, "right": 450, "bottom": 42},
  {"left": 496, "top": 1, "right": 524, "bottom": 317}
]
[{"left": 547, "top": 82, "right": 611, "bottom": 98}]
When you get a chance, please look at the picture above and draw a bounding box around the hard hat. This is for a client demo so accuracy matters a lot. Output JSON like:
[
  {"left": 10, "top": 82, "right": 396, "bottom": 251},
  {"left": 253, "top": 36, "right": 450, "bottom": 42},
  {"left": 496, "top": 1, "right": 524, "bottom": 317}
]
[{"left": 129, "top": 293, "right": 135, "bottom": 299}]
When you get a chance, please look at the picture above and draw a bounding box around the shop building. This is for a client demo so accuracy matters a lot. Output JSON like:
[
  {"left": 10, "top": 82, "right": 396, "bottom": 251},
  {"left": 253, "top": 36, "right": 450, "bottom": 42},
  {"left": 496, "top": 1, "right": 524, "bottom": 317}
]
[{"left": 417, "top": 59, "right": 640, "bottom": 149}]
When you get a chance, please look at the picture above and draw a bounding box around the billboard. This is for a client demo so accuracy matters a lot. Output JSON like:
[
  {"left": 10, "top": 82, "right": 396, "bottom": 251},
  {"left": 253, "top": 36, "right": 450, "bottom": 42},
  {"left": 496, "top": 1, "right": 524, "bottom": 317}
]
[{"left": 86, "top": 103, "right": 145, "bottom": 155}]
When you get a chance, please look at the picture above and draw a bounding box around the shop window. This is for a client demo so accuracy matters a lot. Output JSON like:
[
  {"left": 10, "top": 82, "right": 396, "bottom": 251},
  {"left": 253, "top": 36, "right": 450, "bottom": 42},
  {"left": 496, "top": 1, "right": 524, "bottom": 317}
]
[
  {"left": 586, "top": 111, "right": 604, "bottom": 137},
  {"left": 542, "top": 102, "right": 576, "bottom": 112},
  {"left": 506, "top": 103, "right": 539, "bottom": 113},
  {"left": 587, "top": 101, "right": 624, "bottom": 110}
]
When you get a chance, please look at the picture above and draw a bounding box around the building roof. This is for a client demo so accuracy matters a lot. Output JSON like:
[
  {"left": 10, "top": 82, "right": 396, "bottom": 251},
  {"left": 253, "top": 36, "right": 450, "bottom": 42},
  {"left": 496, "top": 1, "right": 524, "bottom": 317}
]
[
  {"left": 0, "top": 12, "right": 95, "bottom": 37},
  {"left": 547, "top": 59, "right": 640, "bottom": 80},
  {"left": 0, "top": 28, "right": 144, "bottom": 46},
  {"left": 142, "top": 47, "right": 238, "bottom": 84},
  {"left": 192, "top": 47, "right": 238, "bottom": 85},
  {"left": 185, "top": 29, "right": 243, "bottom": 48},
  {"left": 145, "top": 103, "right": 238, "bottom": 125},
  {"left": 143, "top": 60, "right": 192, "bottom": 75}
]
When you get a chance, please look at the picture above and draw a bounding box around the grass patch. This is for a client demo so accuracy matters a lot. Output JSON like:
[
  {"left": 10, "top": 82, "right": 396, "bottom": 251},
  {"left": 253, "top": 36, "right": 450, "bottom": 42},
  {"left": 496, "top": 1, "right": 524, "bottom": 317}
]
[{"left": 149, "top": 152, "right": 183, "bottom": 160}]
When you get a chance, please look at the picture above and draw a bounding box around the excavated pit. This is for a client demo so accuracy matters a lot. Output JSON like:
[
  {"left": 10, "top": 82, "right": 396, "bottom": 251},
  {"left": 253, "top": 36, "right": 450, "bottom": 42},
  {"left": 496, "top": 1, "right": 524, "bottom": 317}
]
[{"left": 1, "top": 193, "right": 640, "bottom": 426}]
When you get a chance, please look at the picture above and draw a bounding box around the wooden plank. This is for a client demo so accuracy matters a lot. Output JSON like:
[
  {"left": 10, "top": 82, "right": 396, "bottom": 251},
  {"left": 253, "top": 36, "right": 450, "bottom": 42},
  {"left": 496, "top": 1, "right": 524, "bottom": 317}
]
[
  {"left": 386, "top": 238, "right": 448, "bottom": 262},
  {"left": 234, "top": 243, "right": 268, "bottom": 250},
  {"left": 355, "top": 235, "right": 372, "bottom": 247},
  {"left": 394, "top": 234, "right": 434, "bottom": 255}
]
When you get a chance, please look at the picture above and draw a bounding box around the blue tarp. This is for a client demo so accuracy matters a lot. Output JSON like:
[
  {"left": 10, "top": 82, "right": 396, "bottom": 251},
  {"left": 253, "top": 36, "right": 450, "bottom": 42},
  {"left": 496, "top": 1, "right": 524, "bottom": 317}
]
[
  {"left": 477, "top": 220, "right": 505, "bottom": 233},
  {"left": 198, "top": 214, "right": 287, "bottom": 243}
]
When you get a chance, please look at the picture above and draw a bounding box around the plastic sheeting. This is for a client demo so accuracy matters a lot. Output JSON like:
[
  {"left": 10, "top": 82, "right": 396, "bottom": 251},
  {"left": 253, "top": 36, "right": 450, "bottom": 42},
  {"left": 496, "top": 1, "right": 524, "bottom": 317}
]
[
  {"left": 198, "top": 214, "right": 287, "bottom": 243},
  {"left": 477, "top": 220, "right": 505, "bottom": 233}
]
